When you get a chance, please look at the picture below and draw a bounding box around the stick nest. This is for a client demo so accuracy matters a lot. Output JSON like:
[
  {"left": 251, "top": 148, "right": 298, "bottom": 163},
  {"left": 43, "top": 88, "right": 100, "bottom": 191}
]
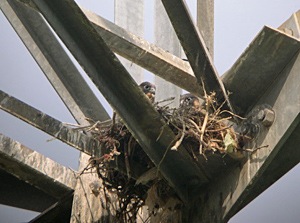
[{"left": 78, "top": 92, "right": 244, "bottom": 222}]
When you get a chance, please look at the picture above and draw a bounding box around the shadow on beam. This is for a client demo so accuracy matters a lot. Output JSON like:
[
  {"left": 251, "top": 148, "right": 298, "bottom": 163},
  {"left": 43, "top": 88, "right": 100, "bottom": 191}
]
[{"left": 29, "top": 192, "right": 73, "bottom": 223}]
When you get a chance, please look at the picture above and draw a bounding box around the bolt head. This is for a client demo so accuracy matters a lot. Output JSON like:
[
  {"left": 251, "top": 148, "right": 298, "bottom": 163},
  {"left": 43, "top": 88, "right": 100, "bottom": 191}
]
[{"left": 261, "top": 108, "right": 275, "bottom": 127}]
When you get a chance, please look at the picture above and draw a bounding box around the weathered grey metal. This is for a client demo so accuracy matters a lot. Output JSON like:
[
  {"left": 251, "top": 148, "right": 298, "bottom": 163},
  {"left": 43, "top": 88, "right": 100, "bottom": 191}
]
[
  {"left": 81, "top": 7, "right": 200, "bottom": 96},
  {"left": 278, "top": 10, "right": 300, "bottom": 38},
  {"left": 222, "top": 26, "right": 300, "bottom": 115},
  {"left": 197, "top": 0, "right": 214, "bottom": 59},
  {"left": 188, "top": 29, "right": 300, "bottom": 223},
  {"left": 0, "top": 2, "right": 109, "bottom": 219},
  {"left": 0, "top": 90, "right": 101, "bottom": 156},
  {"left": 0, "top": 133, "right": 76, "bottom": 211},
  {"left": 258, "top": 108, "right": 275, "bottom": 127},
  {"left": 30, "top": 0, "right": 208, "bottom": 202},
  {"left": 115, "top": 2, "right": 149, "bottom": 222},
  {"left": 0, "top": 133, "right": 76, "bottom": 196},
  {"left": 161, "top": 0, "right": 233, "bottom": 112},
  {"left": 154, "top": 0, "right": 182, "bottom": 108},
  {"left": 0, "top": 0, "right": 110, "bottom": 124},
  {"left": 115, "top": 0, "right": 144, "bottom": 83},
  {"left": 0, "top": 168, "right": 57, "bottom": 212},
  {"left": 7, "top": 2, "right": 199, "bottom": 96},
  {"left": 30, "top": 192, "right": 73, "bottom": 223}
]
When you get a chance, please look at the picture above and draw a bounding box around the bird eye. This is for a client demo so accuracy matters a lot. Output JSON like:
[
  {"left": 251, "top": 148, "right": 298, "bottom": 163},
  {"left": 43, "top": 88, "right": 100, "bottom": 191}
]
[
  {"left": 144, "top": 85, "right": 150, "bottom": 90},
  {"left": 187, "top": 97, "right": 192, "bottom": 101}
]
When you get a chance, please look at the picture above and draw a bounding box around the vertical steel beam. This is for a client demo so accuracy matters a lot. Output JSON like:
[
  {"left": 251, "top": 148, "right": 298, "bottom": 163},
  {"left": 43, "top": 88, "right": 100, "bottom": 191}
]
[
  {"left": 114, "top": 2, "right": 148, "bottom": 220},
  {"left": 114, "top": 0, "right": 144, "bottom": 83},
  {"left": 161, "top": 0, "right": 233, "bottom": 112},
  {"left": 154, "top": 0, "right": 182, "bottom": 108},
  {"left": 197, "top": 0, "right": 214, "bottom": 59}
]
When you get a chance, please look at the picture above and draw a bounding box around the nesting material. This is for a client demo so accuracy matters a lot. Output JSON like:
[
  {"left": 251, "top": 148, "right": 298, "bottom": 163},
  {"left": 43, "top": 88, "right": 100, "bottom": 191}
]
[{"left": 77, "top": 92, "right": 244, "bottom": 222}]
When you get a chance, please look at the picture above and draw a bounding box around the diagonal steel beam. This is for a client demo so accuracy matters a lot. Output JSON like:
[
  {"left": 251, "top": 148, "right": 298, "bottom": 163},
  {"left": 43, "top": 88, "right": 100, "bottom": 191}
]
[
  {"left": 29, "top": 192, "right": 74, "bottom": 223},
  {"left": 222, "top": 26, "right": 300, "bottom": 115},
  {"left": 0, "top": 90, "right": 100, "bottom": 157},
  {"left": 30, "top": 0, "right": 208, "bottom": 202},
  {"left": 0, "top": 90, "right": 147, "bottom": 176},
  {"left": 219, "top": 51, "right": 300, "bottom": 222},
  {"left": 81, "top": 7, "right": 200, "bottom": 96},
  {"left": 0, "top": 90, "right": 148, "bottom": 176},
  {"left": 1, "top": 0, "right": 110, "bottom": 124},
  {"left": 8, "top": 1, "right": 201, "bottom": 97},
  {"left": 10, "top": 1, "right": 200, "bottom": 97},
  {"left": 186, "top": 27, "right": 300, "bottom": 222},
  {"left": 0, "top": 133, "right": 76, "bottom": 198},
  {"left": 161, "top": 0, "right": 233, "bottom": 111},
  {"left": 0, "top": 133, "right": 76, "bottom": 212}
]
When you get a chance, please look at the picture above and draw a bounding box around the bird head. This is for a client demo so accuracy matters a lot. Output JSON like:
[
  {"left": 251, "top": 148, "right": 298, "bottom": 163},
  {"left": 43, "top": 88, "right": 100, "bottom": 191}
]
[
  {"left": 180, "top": 93, "right": 200, "bottom": 109},
  {"left": 139, "top": 81, "right": 156, "bottom": 103}
]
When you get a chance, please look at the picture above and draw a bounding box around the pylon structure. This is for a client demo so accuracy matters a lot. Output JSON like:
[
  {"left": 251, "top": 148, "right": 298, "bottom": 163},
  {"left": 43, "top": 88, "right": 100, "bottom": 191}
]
[{"left": 0, "top": 0, "right": 300, "bottom": 222}]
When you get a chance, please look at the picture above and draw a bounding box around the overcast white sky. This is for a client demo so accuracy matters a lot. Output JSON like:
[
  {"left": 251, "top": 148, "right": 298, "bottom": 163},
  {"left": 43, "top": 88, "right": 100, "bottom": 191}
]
[{"left": 0, "top": 0, "right": 300, "bottom": 222}]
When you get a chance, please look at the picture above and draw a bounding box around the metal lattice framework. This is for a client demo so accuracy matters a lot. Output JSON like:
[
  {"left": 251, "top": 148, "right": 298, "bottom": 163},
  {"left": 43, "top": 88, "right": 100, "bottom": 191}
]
[{"left": 1, "top": 0, "right": 300, "bottom": 222}]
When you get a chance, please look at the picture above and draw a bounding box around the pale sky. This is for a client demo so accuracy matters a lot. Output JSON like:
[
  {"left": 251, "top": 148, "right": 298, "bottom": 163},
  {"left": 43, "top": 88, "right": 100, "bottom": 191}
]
[{"left": 0, "top": 0, "right": 300, "bottom": 222}]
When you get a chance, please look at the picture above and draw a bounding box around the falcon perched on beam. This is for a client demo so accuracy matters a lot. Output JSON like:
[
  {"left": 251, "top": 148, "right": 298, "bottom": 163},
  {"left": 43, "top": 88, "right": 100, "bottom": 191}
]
[{"left": 139, "top": 81, "right": 156, "bottom": 103}]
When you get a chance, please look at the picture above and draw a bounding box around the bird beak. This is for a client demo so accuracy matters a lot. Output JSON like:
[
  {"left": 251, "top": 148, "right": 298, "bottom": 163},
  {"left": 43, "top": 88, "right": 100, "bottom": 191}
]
[{"left": 149, "top": 87, "right": 156, "bottom": 95}]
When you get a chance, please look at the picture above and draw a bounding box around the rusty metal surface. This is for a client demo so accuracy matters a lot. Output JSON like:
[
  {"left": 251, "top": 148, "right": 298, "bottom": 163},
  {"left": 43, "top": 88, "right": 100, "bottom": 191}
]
[{"left": 29, "top": 0, "right": 208, "bottom": 202}]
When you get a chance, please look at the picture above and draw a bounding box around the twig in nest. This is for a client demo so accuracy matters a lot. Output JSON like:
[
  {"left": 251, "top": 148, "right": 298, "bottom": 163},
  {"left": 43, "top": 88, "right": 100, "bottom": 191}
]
[
  {"left": 156, "top": 124, "right": 168, "bottom": 141},
  {"left": 199, "top": 78, "right": 210, "bottom": 154},
  {"left": 171, "top": 118, "right": 185, "bottom": 151},
  {"left": 213, "top": 116, "right": 233, "bottom": 123},
  {"left": 219, "top": 110, "right": 246, "bottom": 120},
  {"left": 206, "top": 125, "right": 232, "bottom": 132},
  {"left": 153, "top": 97, "right": 175, "bottom": 106},
  {"left": 245, "top": 145, "right": 269, "bottom": 153},
  {"left": 210, "top": 98, "right": 227, "bottom": 120},
  {"left": 156, "top": 136, "right": 178, "bottom": 173},
  {"left": 77, "top": 157, "right": 99, "bottom": 178},
  {"left": 187, "top": 118, "right": 202, "bottom": 135}
]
